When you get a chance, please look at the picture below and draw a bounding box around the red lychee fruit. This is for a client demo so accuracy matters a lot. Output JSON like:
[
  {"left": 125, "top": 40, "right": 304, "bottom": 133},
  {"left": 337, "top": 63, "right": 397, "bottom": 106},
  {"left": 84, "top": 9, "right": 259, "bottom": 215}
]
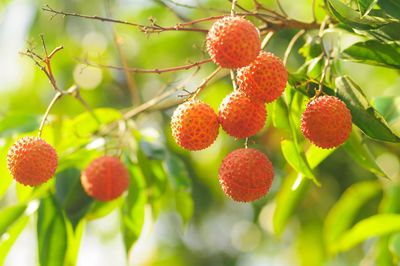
[
  {"left": 218, "top": 148, "right": 274, "bottom": 202},
  {"left": 218, "top": 91, "right": 266, "bottom": 138},
  {"left": 206, "top": 16, "right": 261, "bottom": 68},
  {"left": 81, "top": 156, "right": 130, "bottom": 201},
  {"left": 171, "top": 100, "right": 219, "bottom": 151},
  {"left": 7, "top": 137, "right": 58, "bottom": 186},
  {"left": 301, "top": 95, "right": 352, "bottom": 149},
  {"left": 237, "top": 51, "right": 288, "bottom": 103}
]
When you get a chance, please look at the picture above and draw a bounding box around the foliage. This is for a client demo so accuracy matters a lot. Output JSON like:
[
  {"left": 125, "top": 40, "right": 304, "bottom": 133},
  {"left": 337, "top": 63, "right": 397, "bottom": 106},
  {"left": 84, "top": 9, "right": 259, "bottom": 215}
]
[{"left": 0, "top": 0, "right": 400, "bottom": 265}]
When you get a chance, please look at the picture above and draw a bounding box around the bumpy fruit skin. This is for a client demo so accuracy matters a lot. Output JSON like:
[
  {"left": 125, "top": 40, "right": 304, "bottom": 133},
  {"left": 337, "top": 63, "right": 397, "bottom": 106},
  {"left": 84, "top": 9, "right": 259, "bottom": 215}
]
[
  {"left": 301, "top": 95, "right": 352, "bottom": 149},
  {"left": 206, "top": 16, "right": 261, "bottom": 68},
  {"left": 171, "top": 100, "right": 219, "bottom": 151},
  {"left": 218, "top": 148, "right": 274, "bottom": 202},
  {"left": 237, "top": 51, "right": 288, "bottom": 103},
  {"left": 81, "top": 156, "right": 130, "bottom": 201},
  {"left": 7, "top": 137, "right": 58, "bottom": 186},
  {"left": 218, "top": 91, "right": 266, "bottom": 138}
]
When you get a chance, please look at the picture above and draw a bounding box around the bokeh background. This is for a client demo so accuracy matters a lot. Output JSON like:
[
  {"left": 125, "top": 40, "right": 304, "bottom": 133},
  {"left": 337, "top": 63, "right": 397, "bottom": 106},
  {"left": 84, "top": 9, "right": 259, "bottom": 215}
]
[{"left": 1, "top": 0, "right": 400, "bottom": 265}]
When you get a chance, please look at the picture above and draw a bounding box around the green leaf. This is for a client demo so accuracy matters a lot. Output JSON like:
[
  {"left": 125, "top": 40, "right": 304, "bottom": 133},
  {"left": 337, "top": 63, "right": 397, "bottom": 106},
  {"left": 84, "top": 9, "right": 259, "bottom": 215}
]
[
  {"left": 0, "top": 215, "right": 29, "bottom": 265},
  {"left": 358, "top": 0, "right": 378, "bottom": 17},
  {"left": 378, "top": 0, "right": 400, "bottom": 19},
  {"left": 0, "top": 205, "right": 26, "bottom": 236},
  {"left": 163, "top": 154, "right": 192, "bottom": 190},
  {"left": 272, "top": 98, "right": 291, "bottom": 132},
  {"left": 37, "top": 197, "right": 68, "bottom": 266},
  {"left": 175, "top": 189, "right": 194, "bottom": 225},
  {"left": 337, "top": 214, "right": 400, "bottom": 252},
  {"left": 324, "top": 181, "right": 381, "bottom": 253},
  {"left": 55, "top": 168, "right": 93, "bottom": 228},
  {"left": 281, "top": 140, "right": 318, "bottom": 183},
  {"left": 121, "top": 162, "right": 147, "bottom": 253},
  {"left": 342, "top": 130, "right": 387, "bottom": 177},
  {"left": 327, "top": 0, "right": 389, "bottom": 30},
  {"left": 0, "top": 113, "right": 40, "bottom": 138},
  {"left": 86, "top": 199, "right": 123, "bottom": 220},
  {"left": 373, "top": 96, "right": 400, "bottom": 123},
  {"left": 335, "top": 76, "right": 400, "bottom": 142},
  {"left": 343, "top": 40, "right": 400, "bottom": 69},
  {"left": 273, "top": 146, "right": 335, "bottom": 235},
  {"left": 273, "top": 173, "right": 310, "bottom": 236}
]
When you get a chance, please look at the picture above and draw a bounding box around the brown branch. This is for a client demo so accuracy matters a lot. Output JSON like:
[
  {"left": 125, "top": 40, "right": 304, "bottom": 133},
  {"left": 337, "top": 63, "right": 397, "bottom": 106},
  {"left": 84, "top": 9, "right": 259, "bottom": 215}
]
[
  {"left": 42, "top": 5, "right": 209, "bottom": 34},
  {"left": 82, "top": 58, "right": 213, "bottom": 74}
]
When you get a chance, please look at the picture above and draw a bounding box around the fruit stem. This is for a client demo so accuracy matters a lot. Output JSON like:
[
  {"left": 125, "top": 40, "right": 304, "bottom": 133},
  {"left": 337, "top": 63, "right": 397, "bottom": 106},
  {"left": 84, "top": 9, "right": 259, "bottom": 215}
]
[
  {"left": 38, "top": 92, "right": 63, "bottom": 138},
  {"left": 191, "top": 66, "right": 222, "bottom": 99},
  {"left": 283, "top": 29, "right": 305, "bottom": 66}
]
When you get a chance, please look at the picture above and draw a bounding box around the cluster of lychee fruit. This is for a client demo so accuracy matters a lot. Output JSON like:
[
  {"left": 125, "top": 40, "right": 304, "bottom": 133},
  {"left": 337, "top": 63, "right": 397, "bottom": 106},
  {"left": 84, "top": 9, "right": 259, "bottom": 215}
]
[
  {"left": 6, "top": 17, "right": 353, "bottom": 206},
  {"left": 7, "top": 136, "right": 129, "bottom": 201},
  {"left": 171, "top": 16, "right": 352, "bottom": 202}
]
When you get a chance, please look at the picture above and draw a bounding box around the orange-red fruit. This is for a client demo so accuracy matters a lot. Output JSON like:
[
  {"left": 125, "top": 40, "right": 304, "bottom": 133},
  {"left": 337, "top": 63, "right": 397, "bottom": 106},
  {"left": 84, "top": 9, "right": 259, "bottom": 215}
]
[
  {"left": 301, "top": 95, "right": 352, "bottom": 149},
  {"left": 237, "top": 51, "right": 288, "bottom": 103},
  {"left": 218, "top": 148, "right": 274, "bottom": 202},
  {"left": 218, "top": 91, "right": 266, "bottom": 138},
  {"left": 7, "top": 137, "right": 58, "bottom": 186},
  {"left": 81, "top": 156, "right": 130, "bottom": 201},
  {"left": 206, "top": 16, "right": 261, "bottom": 68},
  {"left": 171, "top": 100, "right": 219, "bottom": 150}
]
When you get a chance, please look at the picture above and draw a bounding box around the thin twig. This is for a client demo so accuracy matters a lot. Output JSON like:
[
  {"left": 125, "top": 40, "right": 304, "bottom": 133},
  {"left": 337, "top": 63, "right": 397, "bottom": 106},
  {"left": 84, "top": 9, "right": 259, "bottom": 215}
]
[
  {"left": 283, "top": 29, "right": 305, "bottom": 66},
  {"left": 43, "top": 5, "right": 209, "bottom": 33},
  {"left": 38, "top": 92, "right": 63, "bottom": 137},
  {"left": 261, "top": 31, "right": 275, "bottom": 49},
  {"left": 231, "top": 0, "right": 237, "bottom": 15},
  {"left": 275, "top": 0, "right": 288, "bottom": 17},
  {"left": 192, "top": 66, "right": 222, "bottom": 99},
  {"left": 83, "top": 58, "right": 212, "bottom": 74},
  {"left": 311, "top": 0, "right": 317, "bottom": 22}
]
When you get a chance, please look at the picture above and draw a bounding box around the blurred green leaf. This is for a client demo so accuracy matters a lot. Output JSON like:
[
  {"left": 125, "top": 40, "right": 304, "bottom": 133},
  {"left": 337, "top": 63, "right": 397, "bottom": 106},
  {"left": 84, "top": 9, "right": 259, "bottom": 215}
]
[
  {"left": 378, "top": 0, "right": 400, "bottom": 19},
  {"left": 86, "top": 198, "right": 123, "bottom": 220},
  {"left": 274, "top": 173, "right": 310, "bottom": 236},
  {"left": 389, "top": 233, "right": 400, "bottom": 258},
  {"left": 0, "top": 214, "right": 29, "bottom": 265},
  {"left": 37, "top": 196, "right": 68, "bottom": 266},
  {"left": 0, "top": 139, "right": 13, "bottom": 198},
  {"left": 164, "top": 154, "right": 191, "bottom": 190},
  {"left": 0, "top": 204, "right": 27, "bottom": 237},
  {"left": 324, "top": 181, "right": 381, "bottom": 253},
  {"left": 175, "top": 189, "right": 194, "bottom": 225},
  {"left": 373, "top": 96, "right": 400, "bottom": 123},
  {"left": 335, "top": 76, "right": 400, "bottom": 142},
  {"left": 337, "top": 214, "right": 400, "bottom": 252},
  {"left": 343, "top": 40, "right": 400, "bottom": 69},
  {"left": 0, "top": 113, "right": 40, "bottom": 138},
  {"left": 281, "top": 140, "right": 318, "bottom": 183},
  {"left": 274, "top": 146, "right": 335, "bottom": 235},
  {"left": 358, "top": 0, "right": 378, "bottom": 16},
  {"left": 342, "top": 130, "right": 387, "bottom": 177},
  {"left": 122, "top": 161, "right": 147, "bottom": 253},
  {"left": 55, "top": 168, "right": 93, "bottom": 228},
  {"left": 272, "top": 98, "right": 291, "bottom": 132},
  {"left": 327, "top": 0, "right": 389, "bottom": 30}
]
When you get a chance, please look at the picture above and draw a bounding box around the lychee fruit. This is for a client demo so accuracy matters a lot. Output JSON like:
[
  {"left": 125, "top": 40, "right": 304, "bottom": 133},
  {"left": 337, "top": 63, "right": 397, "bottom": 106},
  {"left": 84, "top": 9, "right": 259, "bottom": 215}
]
[
  {"left": 206, "top": 16, "right": 261, "bottom": 68},
  {"left": 301, "top": 95, "right": 352, "bottom": 149},
  {"left": 171, "top": 100, "right": 219, "bottom": 151},
  {"left": 218, "top": 91, "right": 266, "bottom": 138},
  {"left": 7, "top": 137, "right": 58, "bottom": 186},
  {"left": 218, "top": 148, "right": 274, "bottom": 202},
  {"left": 237, "top": 51, "right": 288, "bottom": 103},
  {"left": 81, "top": 156, "right": 130, "bottom": 201}
]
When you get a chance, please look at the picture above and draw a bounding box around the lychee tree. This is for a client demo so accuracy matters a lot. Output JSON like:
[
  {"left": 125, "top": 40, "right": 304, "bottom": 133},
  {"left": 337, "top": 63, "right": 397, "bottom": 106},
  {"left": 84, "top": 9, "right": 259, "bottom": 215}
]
[{"left": 1, "top": 0, "right": 400, "bottom": 265}]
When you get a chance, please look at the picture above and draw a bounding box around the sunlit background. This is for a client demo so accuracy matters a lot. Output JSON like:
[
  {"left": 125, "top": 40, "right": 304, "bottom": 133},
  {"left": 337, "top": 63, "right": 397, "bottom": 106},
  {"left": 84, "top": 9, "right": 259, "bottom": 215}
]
[{"left": 1, "top": 0, "right": 400, "bottom": 265}]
